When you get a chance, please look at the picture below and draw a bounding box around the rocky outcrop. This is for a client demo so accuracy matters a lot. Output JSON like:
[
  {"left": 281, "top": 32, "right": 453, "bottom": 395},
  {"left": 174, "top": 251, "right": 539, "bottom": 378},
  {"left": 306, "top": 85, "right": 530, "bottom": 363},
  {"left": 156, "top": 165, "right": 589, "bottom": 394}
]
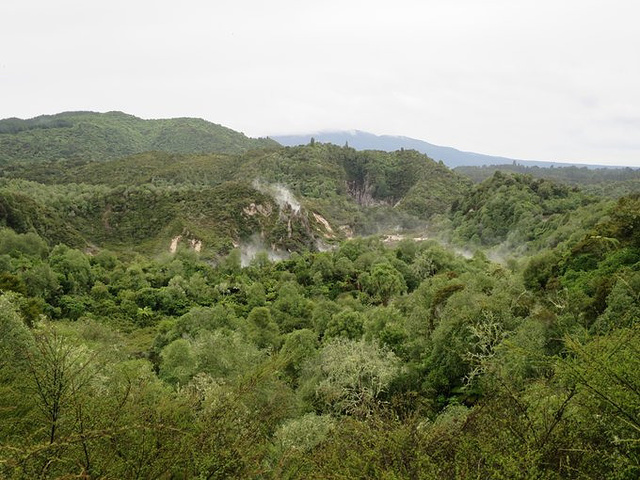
[
  {"left": 170, "top": 233, "right": 203, "bottom": 253},
  {"left": 312, "top": 212, "right": 335, "bottom": 238},
  {"left": 243, "top": 203, "right": 273, "bottom": 217},
  {"left": 345, "top": 180, "right": 392, "bottom": 207}
]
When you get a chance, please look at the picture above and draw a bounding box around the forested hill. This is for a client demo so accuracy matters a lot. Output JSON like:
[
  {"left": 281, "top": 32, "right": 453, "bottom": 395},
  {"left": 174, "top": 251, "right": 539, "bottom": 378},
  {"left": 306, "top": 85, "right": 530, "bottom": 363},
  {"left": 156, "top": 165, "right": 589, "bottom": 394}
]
[
  {"left": 0, "top": 111, "right": 279, "bottom": 163},
  {"left": 0, "top": 143, "right": 470, "bottom": 255},
  {"left": 446, "top": 171, "right": 599, "bottom": 251},
  {"left": 455, "top": 163, "right": 640, "bottom": 199},
  {"left": 456, "top": 163, "right": 640, "bottom": 184}
]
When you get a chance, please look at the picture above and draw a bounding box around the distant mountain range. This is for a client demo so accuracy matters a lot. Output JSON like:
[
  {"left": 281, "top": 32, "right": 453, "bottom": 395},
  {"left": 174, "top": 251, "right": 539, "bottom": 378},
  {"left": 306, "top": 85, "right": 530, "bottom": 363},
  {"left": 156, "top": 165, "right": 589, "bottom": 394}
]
[{"left": 271, "top": 131, "right": 612, "bottom": 169}]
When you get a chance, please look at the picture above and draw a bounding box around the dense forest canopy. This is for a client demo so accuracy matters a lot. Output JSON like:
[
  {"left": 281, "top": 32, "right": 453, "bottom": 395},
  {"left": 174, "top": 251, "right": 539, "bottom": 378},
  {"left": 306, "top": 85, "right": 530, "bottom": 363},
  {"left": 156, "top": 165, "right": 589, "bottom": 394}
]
[
  {"left": 456, "top": 163, "right": 640, "bottom": 198},
  {"left": 0, "top": 113, "right": 638, "bottom": 479},
  {"left": 0, "top": 111, "right": 279, "bottom": 163}
]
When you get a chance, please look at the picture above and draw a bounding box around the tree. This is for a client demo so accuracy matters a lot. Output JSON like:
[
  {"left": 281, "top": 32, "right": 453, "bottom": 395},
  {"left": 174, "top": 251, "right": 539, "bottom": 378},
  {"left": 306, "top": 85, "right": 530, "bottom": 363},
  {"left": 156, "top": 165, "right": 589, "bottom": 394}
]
[
  {"left": 302, "top": 338, "right": 400, "bottom": 416},
  {"left": 245, "top": 281, "right": 266, "bottom": 309},
  {"left": 49, "top": 245, "right": 93, "bottom": 294},
  {"left": 195, "top": 331, "right": 264, "bottom": 382},
  {"left": 324, "top": 310, "right": 364, "bottom": 340},
  {"left": 26, "top": 325, "right": 101, "bottom": 445},
  {"left": 280, "top": 329, "right": 318, "bottom": 384},
  {"left": 272, "top": 282, "right": 312, "bottom": 332},
  {"left": 0, "top": 294, "right": 36, "bottom": 444},
  {"left": 159, "top": 338, "right": 196, "bottom": 386},
  {"left": 246, "top": 306, "right": 280, "bottom": 349},
  {"left": 359, "top": 262, "right": 406, "bottom": 305},
  {"left": 559, "top": 326, "right": 640, "bottom": 473}
]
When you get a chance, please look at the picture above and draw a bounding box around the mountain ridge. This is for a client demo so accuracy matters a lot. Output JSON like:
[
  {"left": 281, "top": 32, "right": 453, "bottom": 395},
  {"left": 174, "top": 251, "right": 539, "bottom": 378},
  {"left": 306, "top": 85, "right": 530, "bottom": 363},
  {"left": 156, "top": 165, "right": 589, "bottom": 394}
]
[
  {"left": 272, "top": 130, "right": 623, "bottom": 169},
  {"left": 0, "top": 111, "right": 279, "bottom": 163}
]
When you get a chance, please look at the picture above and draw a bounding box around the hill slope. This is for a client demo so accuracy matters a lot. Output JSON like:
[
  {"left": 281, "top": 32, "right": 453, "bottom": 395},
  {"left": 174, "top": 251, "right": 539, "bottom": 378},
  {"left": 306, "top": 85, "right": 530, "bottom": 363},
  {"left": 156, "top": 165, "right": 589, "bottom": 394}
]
[
  {"left": 273, "top": 130, "right": 598, "bottom": 168},
  {"left": 445, "top": 171, "right": 604, "bottom": 254},
  {"left": 454, "top": 163, "right": 640, "bottom": 199},
  {"left": 0, "top": 111, "right": 279, "bottom": 163},
  {"left": 0, "top": 144, "right": 470, "bottom": 254}
]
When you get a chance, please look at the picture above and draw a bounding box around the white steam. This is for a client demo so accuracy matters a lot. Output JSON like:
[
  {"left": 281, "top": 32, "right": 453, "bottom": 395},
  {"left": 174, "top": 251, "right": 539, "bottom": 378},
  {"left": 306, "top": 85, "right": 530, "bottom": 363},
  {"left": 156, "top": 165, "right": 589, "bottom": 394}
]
[
  {"left": 239, "top": 234, "right": 289, "bottom": 267},
  {"left": 252, "top": 180, "right": 301, "bottom": 213},
  {"left": 452, "top": 247, "right": 474, "bottom": 259}
]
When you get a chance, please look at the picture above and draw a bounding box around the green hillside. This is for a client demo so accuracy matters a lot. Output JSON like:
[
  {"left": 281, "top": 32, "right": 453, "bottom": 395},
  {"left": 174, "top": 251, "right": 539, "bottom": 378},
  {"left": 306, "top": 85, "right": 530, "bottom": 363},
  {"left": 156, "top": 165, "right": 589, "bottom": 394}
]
[
  {"left": 1, "top": 113, "right": 638, "bottom": 479},
  {"left": 430, "top": 171, "right": 617, "bottom": 259},
  {"left": 0, "top": 111, "right": 279, "bottom": 163},
  {"left": 456, "top": 163, "right": 640, "bottom": 198},
  {"left": 0, "top": 143, "right": 470, "bottom": 254},
  {"left": 0, "top": 190, "right": 85, "bottom": 247},
  {"left": 3, "top": 151, "right": 240, "bottom": 186},
  {"left": 3, "top": 143, "right": 469, "bottom": 216}
]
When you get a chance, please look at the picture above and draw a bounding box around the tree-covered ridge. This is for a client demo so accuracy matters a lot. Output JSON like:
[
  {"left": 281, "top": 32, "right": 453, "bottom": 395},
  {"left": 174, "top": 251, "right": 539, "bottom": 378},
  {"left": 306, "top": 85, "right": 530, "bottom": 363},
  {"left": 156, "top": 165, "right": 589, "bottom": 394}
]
[
  {"left": 1, "top": 151, "right": 240, "bottom": 187},
  {"left": 0, "top": 189, "right": 87, "bottom": 247},
  {"left": 456, "top": 163, "right": 640, "bottom": 198},
  {"left": 0, "top": 143, "right": 471, "bottom": 255},
  {"left": 0, "top": 111, "right": 279, "bottom": 163},
  {"left": 2, "top": 143, "right": 469, "bottom": 217},
  {"left": 233, "top": 144, "right": 470, "bottom": 224},
  {"left": 445, "top": 171, "right": 603, "bottom": 252},
  {"left": 0, "top": 178, "right": 332, "bottom": 257},
  {"left": 457, "top": 162, "right": 640, "bottom": 185}
]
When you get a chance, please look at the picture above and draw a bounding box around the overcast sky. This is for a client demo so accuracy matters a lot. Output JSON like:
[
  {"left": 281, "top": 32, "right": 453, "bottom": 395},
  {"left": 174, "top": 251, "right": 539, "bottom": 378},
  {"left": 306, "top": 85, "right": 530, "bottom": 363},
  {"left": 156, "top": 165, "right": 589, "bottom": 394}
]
[{"left": 1, "top": 0, "right": 639, "bottom": 165}]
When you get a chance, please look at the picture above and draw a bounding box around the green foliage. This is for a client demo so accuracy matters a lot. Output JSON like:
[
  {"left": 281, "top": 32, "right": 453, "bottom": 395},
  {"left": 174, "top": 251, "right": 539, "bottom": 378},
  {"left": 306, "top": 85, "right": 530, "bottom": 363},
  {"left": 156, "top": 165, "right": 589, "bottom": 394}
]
[
  {"left": 457, "top": 163, "right": 640, "bottom": 198},
  {"left": 0, "top": 111, "right": 278, "bottom": 164},
  {"left": 49, "top": 245, "right": 93, "bottom": 294},
  {"left": 159, "top": 338, "right": 196, "bottom": 385},
  {"left": 280, "top": 329, "right": 319, "bottom": 384},
  {"left": 1, "top": 121, "right": 639, "bottom": 477},
  {"left": 557, "top": 327, "right": 640, "bottom": 477},
  {"left": 272, "top": 282, "right": 313, "bottom": 333},
  {"left": 324, "top": 309, "right": 364, "bottom": 340},
  {"left": 523, "top": 249, "right": 561, "bottom": 290},
  {"left": 302, "top": 337, "right": 400, "bottom": 416},
  {"left": 449, "top": 171, "right": 595, "bottom": 250},
  {"left": 246, "top": 306, "right": 281, "bottom": 349},
  {"left": 359, "top": 261, "right": 407, "bottom": 305},
  {"left": 0, "top": 191, "right": 85, "bottom": 246},
  {"left": 272, "top": 412, "right": 336, "bottom": 453}
]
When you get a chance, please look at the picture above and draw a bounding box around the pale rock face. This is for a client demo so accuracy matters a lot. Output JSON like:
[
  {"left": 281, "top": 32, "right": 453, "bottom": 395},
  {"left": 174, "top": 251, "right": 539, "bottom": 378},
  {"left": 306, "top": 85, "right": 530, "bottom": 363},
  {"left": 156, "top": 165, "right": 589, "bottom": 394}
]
[
  {"left": 170, "top": 235, "right": 182, "bottom": 253},
  {"left": 243, "top": 203, "right": 273, "bottom": 217},
  {"left": 243, "top": 204, "right": 257, "bottom": 216},
  {"left": 382, "top": 233, "right": 431, "bottom": 245},
  {"left": 339, "top": 225, "right": 354, "bottom": 239},
  {"left": 345, "top": 180, "right": 391, "bottom": 207},
  {"left": 170, "top": 235, "right": 203, "bottom": 253},
  {"left": 384, "top": 234, "right": 405, "bottom": 243},
  {"left": 190, "top": 239, "right": 202, "bottom": 252},
  {"left": 313, "top": 213, "right": 335, "bottom": 237}
]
